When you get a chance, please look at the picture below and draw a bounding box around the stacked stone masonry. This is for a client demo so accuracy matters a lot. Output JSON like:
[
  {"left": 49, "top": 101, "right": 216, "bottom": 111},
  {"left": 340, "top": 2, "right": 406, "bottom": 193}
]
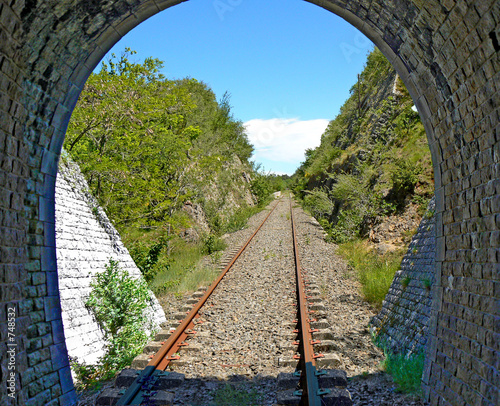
[
  {"left": 371, "top": 197, "right": 437, "bottom": 354},
  {"left": 55, "top": 152, "right": 166, "bottom": 366},
  {"left": 0, "top": 1, "right": 498, "bottom": 405}
]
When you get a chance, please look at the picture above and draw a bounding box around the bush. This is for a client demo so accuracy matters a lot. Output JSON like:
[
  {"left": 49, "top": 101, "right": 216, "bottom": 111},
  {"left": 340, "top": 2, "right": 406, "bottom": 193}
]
[
  {"left": 303, "top": 188, "right": 334, "bottom": 219},
  {"left": 251, "top": 171, "right": 276, "bottom": 205},
  {"left": 76, "top": 259, "right": 153, "bottom": 388},
  {"left": 130, "top": 238, "right": 169, "bottom": 282},
  {"left": 328, "top": 209, "right": 364, "bottom": 244},
  {"left": 391, "top": 159, "right": 422, "bottom": 202},
  {"left": 202, "top": 234, "right": 226, "bottom": 255}
]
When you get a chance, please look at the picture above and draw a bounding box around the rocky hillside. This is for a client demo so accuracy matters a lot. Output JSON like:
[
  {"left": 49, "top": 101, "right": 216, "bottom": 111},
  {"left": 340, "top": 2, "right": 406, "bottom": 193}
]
[{"left": 293, "top": 47, "right": 434, "bottom": 251}]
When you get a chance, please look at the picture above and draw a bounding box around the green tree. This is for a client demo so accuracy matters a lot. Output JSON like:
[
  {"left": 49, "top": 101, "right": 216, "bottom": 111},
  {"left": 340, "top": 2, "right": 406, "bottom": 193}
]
[{"left": 66, "top": 49, "right": 199, "bottom": 231}]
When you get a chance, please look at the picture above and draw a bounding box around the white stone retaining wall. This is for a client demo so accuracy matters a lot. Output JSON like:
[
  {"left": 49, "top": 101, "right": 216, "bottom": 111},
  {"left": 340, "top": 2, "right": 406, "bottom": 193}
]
[{"left": 55, "top": 152, "right": 166, "bottom": 365}]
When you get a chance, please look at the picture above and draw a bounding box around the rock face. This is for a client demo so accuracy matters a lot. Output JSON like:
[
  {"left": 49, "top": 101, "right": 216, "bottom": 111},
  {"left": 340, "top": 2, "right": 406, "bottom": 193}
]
[
  {"left": 371, "top": 198, "right": 436, "bottom": 354},
  {"left": 55, "top": 152, "right": 166, "bottom": 365}
]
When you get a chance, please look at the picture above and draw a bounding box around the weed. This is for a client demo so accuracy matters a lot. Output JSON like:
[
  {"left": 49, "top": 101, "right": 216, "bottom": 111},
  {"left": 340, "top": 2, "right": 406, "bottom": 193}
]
[
  {"left": 423, "top": 209, "right": 435, "bottom": 220},
  {"left": 263, "top": 249, "right": 276, "bottom": 260},
  {"left": 422, "top": 278, "right": 432, "bottom": 291},
  {"left": 337, "top": 240, "right": 404, "bottom": 308},
  {"left": 381, "top": 349, "right": 425, "bottom": 395},
  {"left": 211, "top": 383, "right": 263, "bottom": 406},
  {"left": 304, "top": 235, "right": 310, "bottom": 245},
  {"left": 401, "top": 276, "right": 411, "bottom": 290}
]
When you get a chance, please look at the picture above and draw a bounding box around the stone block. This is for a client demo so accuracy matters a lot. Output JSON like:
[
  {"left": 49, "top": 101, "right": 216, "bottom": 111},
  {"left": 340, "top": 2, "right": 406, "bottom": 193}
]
[
  {"left": 50, "top": 343, "right": 69, "bottom": 370},
  {"left": 44, "top": 295, "right": 62, "bottom": 322},
  {"left": 58, "top": 365, "right": 74, "bottom": 394}
]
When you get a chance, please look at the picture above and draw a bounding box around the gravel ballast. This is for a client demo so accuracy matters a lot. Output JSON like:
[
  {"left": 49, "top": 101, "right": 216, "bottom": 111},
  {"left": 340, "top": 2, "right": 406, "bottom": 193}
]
[{"left": 138, "top": 195, "right": 427, "bottom": 405}]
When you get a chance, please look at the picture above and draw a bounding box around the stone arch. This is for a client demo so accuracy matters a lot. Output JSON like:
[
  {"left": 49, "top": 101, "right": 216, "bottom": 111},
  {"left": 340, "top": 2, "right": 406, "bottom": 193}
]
[{"left": 0, "top": 1, "right": 498, "bottom": 405}]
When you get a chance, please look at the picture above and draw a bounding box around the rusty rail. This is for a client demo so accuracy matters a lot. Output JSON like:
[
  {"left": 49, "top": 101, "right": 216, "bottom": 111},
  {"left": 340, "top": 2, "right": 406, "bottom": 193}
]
[
  {"left": 290, "top": 198, "right": 328, "bottom": 405},
  {"left": 117, "top": 200, "right": 280, "bottom": 405}
]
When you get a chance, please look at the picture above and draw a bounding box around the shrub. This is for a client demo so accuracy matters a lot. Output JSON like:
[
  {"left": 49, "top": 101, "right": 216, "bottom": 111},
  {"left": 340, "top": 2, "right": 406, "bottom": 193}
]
[
  {"left": 130, "top": 238, "right": 169, "bottom": 282},
  {"left": 202, "top": 234, "right": 226, "bottom": 255},
  {"left": 303, "top": 188, "right": 334, "bottom": 219},
  {"left": 328, "top": 209, "right": 364, "bottom": 244},
  {"left": 76, "top": 259, "right": 153, "bottom": 388},
  {"left": 391, "top": 159, "right": 422, "bottom": 202}
]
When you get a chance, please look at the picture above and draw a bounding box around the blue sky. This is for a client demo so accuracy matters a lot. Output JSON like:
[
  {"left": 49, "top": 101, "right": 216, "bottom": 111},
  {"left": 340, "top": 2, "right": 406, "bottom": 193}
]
[{"left": 102, "top": 0, "right": 374, "bottom": 174}]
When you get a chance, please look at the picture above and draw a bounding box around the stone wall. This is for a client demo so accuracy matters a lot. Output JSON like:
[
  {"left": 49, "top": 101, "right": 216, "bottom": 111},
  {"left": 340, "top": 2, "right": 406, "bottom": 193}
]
[
  {"left": 371, "top": 198, "right": 436, "bottom": 354},
  {"left": 55, "top": 152, "right": 166, "bottom": 366}
]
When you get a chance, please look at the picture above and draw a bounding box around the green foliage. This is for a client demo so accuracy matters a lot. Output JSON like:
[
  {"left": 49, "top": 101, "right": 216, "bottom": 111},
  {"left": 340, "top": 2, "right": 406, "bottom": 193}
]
[
  {"left": 381, "top": 349, "right": 425, "bottom": 394},
  {"left": 303, "top": 188, "right": 334, "bottom": 219},
  {"left": 250, "top": 171, "right": 275, "bottom": 205},
  {"left": 391, "top": 159, "right": 423, "bottom": 203},
  {"left": 69, "top": 358, "right": 101, "bottom": 391},
  {"left": 401, "top": 276, "right": 411, "bottom": 290},
  {"left": 150, "top": 239, "right": 213, "bottom": 294},
  {"left": 327, "top": 209, "right": 364, "bottom": 244},
  {"left": 66, "top": 49, "right": 255, "bottom": 238},
  {"left": 292, "top": 46, "right": 434, "bottom": 245},
  {"left": 337, "top": 240, "right": 404, "bottom": 308},
  {"left": 211, "top": 384, "right": 263, "bottom": 406},
  {"left": 202, "top": 234, "right": 226, "bottom": 255},
  {"left": 75, "top": 259, "right": 153, "bottom": 388},
  {"left": 130, "top": 237, "right": 170, "bottom": 282}
]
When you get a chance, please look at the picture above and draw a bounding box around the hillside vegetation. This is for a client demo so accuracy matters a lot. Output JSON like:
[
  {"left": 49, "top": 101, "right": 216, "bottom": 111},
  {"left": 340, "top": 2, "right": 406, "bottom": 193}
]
[
  {"left": 292, "top": 47, "right": 434, "bottom": 309},
  {"left": 64, "top": 49, "right": 281, "bottom": 292},
  {"left": 293, "top": 47, "right": 433, "bottom": 245}
]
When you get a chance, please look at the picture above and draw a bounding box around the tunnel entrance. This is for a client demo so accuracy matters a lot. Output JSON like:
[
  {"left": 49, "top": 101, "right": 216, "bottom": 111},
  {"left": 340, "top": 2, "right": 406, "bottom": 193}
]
[{"left": 0, "top": 1, "right": 498, "bottom": 405}]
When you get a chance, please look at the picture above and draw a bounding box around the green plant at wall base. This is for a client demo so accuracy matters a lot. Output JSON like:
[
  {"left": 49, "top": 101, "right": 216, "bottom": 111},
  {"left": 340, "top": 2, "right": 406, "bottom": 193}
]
[
  {"left": 337, "top": 240, "right": 404, "bottom": 308},
  {"left": 423, "top": 278, "right": 432, "bottom": 291},
  {"left": 76, "top": 259, "right": 153, "bottom": 388},
  {"left": 381, "top": 350, "right": 425, "bottom": 394}
]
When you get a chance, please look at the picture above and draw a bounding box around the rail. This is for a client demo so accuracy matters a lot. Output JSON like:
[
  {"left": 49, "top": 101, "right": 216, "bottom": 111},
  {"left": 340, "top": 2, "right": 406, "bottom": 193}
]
[
  {"left": 290, "top": 198, "right": 328, "bottom": 406},
  {"left": 117, "top": 200, "right": 280, "bottom": 405}
]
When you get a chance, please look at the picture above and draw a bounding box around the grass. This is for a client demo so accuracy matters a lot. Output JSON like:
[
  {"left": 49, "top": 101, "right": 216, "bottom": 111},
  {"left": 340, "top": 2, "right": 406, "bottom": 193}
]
[
  {"left": 211, "top": 384, "right": 262, "bottom": 406},
  {"left": 337, "top": 240, "right": 405, "bottom": 308},
  {"left": 151, "top": 239, "right": 218, "bottom": 295},
  {"left": 381, "top": 349, "right": 425, "bottom": 394},
  {"left": 224, "top": 203, "right": 270, "bottom": 234}
]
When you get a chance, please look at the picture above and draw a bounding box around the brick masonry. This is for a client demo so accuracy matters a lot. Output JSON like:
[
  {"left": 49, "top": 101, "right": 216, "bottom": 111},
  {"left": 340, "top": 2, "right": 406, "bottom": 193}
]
[
  {"left": 371, "top": 197, "right": 437, "bottom": 354},
  {"left": 55, "top": 151, "right": 166, "bottom": 366},
  {"left": 0, "top": 1, "right": 498, "bottom": 405}
]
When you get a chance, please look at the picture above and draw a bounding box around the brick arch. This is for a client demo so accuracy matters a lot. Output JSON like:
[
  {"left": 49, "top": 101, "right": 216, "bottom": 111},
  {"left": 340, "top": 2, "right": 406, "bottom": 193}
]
[{"left": 0, "top": 1, "right": 498, "bottom": 405}]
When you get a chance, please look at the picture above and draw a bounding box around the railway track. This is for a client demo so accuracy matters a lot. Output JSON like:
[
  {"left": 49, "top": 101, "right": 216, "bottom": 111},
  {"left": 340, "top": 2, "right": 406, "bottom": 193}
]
[{"left": 100, "top": 196, "right": 351, "bottom": 405}]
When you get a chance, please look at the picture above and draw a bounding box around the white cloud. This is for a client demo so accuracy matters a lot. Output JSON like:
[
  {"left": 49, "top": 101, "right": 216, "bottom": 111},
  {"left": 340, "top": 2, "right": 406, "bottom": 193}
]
[{"left": 244, "top": 118, "right": 329, "bottom": 166}]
